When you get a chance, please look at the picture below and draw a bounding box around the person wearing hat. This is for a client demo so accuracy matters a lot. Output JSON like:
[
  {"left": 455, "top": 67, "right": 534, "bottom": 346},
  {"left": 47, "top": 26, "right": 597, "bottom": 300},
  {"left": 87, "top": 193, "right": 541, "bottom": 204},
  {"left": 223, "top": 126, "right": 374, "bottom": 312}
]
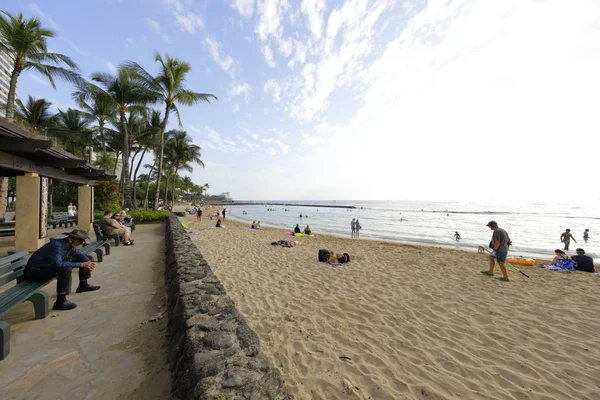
[
  {"left": 24, "top": 229, "right": 100, "bottom": 310},
  {"left": 560, "top": 229, "right": 577, "bottom": 251},
  {"left": 481, "top": 221, "right": 511, "bottom": 282}
]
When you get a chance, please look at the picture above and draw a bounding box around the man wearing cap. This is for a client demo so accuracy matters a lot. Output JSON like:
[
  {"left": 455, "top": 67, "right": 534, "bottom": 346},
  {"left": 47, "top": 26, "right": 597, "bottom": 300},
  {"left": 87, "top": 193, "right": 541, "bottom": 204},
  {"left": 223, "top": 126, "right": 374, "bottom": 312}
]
[
  {"left": 572, "top": 248, "right": 595, "bottom": 273},
  {"left": 481, "top": 221, "right": 511, "bottom": 281},
  {"left": 24, "top": 229, "right": 100, "bottom": 310}
]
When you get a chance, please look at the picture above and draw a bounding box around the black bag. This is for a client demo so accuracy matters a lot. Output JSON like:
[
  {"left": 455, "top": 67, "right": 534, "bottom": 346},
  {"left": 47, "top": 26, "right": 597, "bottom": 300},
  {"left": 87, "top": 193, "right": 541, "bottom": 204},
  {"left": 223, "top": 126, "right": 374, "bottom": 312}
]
[{"left": 318, "top": 249, "right": 330, "bottom": 262}]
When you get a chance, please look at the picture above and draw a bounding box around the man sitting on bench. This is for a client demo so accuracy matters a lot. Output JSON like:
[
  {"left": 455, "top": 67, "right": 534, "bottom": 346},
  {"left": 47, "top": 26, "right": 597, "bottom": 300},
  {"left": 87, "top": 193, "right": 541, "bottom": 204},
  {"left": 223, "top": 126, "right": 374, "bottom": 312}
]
[
  {"left": 100, "top": 210, "right": 134, "bottom": 245},
  {"left": 24, "top": 229, "right": 100, "bottom": 311}
]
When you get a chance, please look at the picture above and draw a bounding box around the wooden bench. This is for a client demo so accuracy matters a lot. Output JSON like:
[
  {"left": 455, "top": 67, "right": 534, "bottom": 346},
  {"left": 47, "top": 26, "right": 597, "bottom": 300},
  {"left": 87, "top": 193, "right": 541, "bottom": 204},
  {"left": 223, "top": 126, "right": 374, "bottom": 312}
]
[
  {"left": 93, "top": 221, "right": 121, "bottom": 246},
  {"left": 0, "top": 229, "right": 15, "bottom": 237},
  {"left": 48, "top": 212, "right": 74, "bottom": 229},
  {"left": 0, "top": 251, "right": 51, "bottom": 360},
  {"left": 82, "top": 240, "right": 110, "bottom": 262}
]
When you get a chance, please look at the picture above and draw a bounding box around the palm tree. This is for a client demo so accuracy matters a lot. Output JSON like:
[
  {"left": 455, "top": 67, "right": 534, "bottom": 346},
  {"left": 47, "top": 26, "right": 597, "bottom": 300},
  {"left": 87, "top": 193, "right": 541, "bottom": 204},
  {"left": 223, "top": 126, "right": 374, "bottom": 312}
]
[
  {"left": 165, "top": 130, "right": 203, "bottom": 205},
  {"left": 126, "top": 53, "right": 216, "bottom": 210},
  {"left": 14, "top": 95, "right": 55, "bottom": 133},
  {"left": 0, "top": 11, "right": 81, "bottom": 122},
  {"left": 142, "top": 162, "right": 157, "bottom": 209},
  {"left": 73, "top": 82, "right": 118, "bottom": 161},
  {"left": 132, "top": 110, "right": 161, "bottom": 207},
  {"left": 48, "top": 108, "right": 94, "bottom": 157},
  {"left": 0, "top": 11, "right": 81, "bottom": 216},
  {"left": 87, "top": 67, "right": 156, "bottom": 208}
]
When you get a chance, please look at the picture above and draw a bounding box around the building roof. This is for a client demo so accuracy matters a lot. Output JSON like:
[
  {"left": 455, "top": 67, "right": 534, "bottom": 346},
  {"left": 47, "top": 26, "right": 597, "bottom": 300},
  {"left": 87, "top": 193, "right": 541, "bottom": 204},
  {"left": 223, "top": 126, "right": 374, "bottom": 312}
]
[{"left": 0, "top": 118, "right": 116, "bottom": 183}]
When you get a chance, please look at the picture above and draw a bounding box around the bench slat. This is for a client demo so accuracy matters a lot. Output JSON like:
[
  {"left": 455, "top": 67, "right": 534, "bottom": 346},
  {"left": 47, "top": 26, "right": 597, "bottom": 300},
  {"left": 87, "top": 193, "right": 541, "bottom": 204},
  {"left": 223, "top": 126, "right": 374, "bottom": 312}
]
[
  {"left": 0, "top": 251, "right": 29, "bottom": 266},
  {"left": 0, "top": 281, "right": 50, "bottom": 318},
  {"left": 0, "top": 259, "right": 27, "bottom": 278},
  {"left": 0, "top": 270, "right": 24, "bottom": 286}
]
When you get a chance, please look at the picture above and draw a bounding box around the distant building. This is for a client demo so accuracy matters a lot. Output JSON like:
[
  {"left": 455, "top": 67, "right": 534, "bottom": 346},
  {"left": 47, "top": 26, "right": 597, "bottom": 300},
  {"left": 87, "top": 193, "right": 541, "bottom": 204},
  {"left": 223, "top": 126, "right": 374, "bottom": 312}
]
[{"left": 0, "top": 49, "right": 12, "bottom": 118}]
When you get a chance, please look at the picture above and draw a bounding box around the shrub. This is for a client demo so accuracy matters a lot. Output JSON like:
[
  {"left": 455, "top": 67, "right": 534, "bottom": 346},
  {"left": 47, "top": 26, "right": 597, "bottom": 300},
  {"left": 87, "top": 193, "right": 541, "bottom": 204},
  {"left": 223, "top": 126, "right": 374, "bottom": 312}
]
[
  {"left": 94, "top": 181, "right": 121, "bottom": 211},
  {"left": 128, "top": 209, "right": 171, "bottom": 222}
]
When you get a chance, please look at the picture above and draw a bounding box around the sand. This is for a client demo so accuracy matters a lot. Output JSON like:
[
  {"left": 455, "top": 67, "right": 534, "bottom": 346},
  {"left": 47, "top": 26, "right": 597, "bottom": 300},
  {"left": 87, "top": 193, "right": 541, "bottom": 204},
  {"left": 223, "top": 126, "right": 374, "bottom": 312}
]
[{"left": 182, "top": 212, "right": 600, "bottom": 400}]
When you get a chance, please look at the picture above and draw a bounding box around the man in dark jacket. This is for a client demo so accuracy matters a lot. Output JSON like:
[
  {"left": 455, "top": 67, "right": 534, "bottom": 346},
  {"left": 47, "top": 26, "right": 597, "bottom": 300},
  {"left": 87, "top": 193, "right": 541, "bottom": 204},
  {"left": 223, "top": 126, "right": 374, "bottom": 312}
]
[
  {"left": 24, "top": 229, "right": 100, "bottom": 310},
  {"left": 572, "top": 248, "right": 595, "bottom": 273}
]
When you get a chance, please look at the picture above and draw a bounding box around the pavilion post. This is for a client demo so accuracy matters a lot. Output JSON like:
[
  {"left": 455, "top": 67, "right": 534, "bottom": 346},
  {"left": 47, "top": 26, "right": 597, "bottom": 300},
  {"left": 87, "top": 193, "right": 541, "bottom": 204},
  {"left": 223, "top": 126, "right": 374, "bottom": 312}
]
[
  {"left": 77, "top": 184, "right": 94, "bottom": 233},
  {"left": 15, "top": 173, "right": 47, "bottom": 252}
]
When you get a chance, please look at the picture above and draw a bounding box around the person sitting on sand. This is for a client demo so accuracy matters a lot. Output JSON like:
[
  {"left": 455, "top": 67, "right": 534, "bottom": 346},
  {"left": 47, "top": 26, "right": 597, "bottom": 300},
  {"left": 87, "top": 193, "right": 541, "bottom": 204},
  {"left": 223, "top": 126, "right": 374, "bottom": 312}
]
[
  {"left": 272, "top": 240, "right": 301, "bottom": 247},
  {"left": 294, "top": 224, "right": 301, "bottom": 234},
  {"left": 251, "top": 221, "right": 256, "bottom": 229},
  {"left": 304, "top": 225, "right": 311, "bottom": 235},
  {"left": 453, "top": 231, "right": 461, "bottom": 241},
  {"left": 552, "top": 249, "right": 569, "bottom": 264},
  {"left": 255, "top": 221, "right": 261, "bottom": 229},
  {"left": 329, "top": 252, "right": 351, "bottom": 264},
  {"left": 572, "top": 248, "right": 595, "bottom": 272},
  {"left": 216, "top": 219, "right": 222, "bottom": 228}
]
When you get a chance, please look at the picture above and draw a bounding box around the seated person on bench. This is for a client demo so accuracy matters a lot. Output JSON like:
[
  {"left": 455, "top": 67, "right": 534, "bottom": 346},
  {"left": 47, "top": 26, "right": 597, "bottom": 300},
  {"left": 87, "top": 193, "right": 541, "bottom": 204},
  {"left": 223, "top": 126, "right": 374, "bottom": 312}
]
[
  {"left": 118, "top": 209, "right": 134, "bottom": 223},
  {"left": 100, "top": 210, "right": 134, "bottom": 245},
  {"left": 24, "top": 229, "right": 99, "bottom": 311}
]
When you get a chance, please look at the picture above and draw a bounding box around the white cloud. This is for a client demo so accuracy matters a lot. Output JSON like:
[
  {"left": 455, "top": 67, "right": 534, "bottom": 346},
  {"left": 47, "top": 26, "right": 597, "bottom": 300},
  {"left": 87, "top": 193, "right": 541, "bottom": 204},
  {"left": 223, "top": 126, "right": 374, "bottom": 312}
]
[
  {"left": 230, "top": 82, "right": 252, "bottom": 102},
  {"left": 301, "top": 0, "right": 326, "bottom": 39},
  {"left": 28, "top": 3, "right": 60, "bottom": 31},
  {"left": 145, "top": 18, "right": 170, "bottom": 43},
  {"left": 204, "top": 36, "right": 234, "bottom": 74},
  {"left": 175, "top": 14, "right": 204, "bottom": 33},
  {"left": 264, "top": 80, "right": 282, "bottom": 103},
  {"left": 261, "top": 135, "right": 290, "bottom": 154},
  {"left": 262, "top": 45, "right": 276, "bottom": 68},
  {"left": 256, "top": 0, "right": 289, "bottom": 41},
  {"left": 231, "top": 0, "right": 255, "bottom": 17},
  {"left": 124, "top": 37, "right": 136, "bottom": 48},
  {"left": 233, "top": 104, "right": 240, "bottom": 112},
  {"left": 197, "top": 127, "right": 259, "bottom": 153},
  {"left": 105, "top": 62, "right": 117, "bottom": 74},
  {"left": 162, "top": 0, "right": 183, "bottom": 12}
]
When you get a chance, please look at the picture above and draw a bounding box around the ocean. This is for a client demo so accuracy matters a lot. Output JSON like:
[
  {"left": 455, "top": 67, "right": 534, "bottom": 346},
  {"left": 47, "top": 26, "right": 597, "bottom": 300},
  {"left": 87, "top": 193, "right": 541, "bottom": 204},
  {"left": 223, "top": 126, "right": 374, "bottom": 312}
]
[{"left": 225, "top": 200, "right": 600, "bottom": 259}]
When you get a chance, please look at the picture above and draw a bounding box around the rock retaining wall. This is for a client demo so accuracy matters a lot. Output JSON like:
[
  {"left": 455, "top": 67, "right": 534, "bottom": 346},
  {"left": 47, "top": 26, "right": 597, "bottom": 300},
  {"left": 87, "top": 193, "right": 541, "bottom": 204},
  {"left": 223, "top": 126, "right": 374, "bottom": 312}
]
[{"left": 165, "top": 215, "right": 292, "bottom": 400}]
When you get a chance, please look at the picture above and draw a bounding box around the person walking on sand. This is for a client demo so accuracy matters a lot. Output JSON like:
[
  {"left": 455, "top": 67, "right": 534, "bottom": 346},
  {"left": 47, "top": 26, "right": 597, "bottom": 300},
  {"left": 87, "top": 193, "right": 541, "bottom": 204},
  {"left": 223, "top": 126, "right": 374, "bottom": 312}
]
[
  {"left": 560, "top": 229, "right": 577, "bottom": 251},
  {"left": 355, "top": 219, "right": 362, "bottom": 238},
  {"left": 197, "top": 208, "right": 202, "bottom": 220},
  {"left": 222, "top": 208, "right": 227, "bottom": 220},
  {"left": 351, "top": 218, "right": 356, "bottom": 237},
  {"left": 583, "top": 229, "right": 590, "bottom": 242},
  {"left": 481, "top": 221, "right": 511, "bottom": 282}
]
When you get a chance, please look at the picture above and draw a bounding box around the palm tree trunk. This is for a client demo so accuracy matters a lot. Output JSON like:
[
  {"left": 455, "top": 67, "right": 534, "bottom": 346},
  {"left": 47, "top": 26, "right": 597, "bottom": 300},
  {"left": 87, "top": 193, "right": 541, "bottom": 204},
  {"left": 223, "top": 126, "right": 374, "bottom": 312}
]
[
  {"left": 153, "top": 103, "right": 171, "bottom": 210},
  {"left": 171, "top": 167, "right": 178, "bottom": 206},
  {"left": 164, "top": 170, "right": 171, "bottom": 207},
  {"left": 99, "top": 122, "right": 107, "bottom": 160},
  {"left": 132, "top": 148, "right": 147, "bottom": 209},
  {"left": 144, "top": 160, "right": 156, "bottom": 209},
  {"left": 5, "top": 67, "right": 21, "bottom": 122},
  {"left": 0, "top": 68, "right": 21, "bottom": 215},
  {"left": 112, "top": 151, "right": 121, "bottom": 176},
  {"left": 129, "top": 148, "right": 141, "bottom": 179},
  {"left": 121, "top": 112, "right": 133, "bottom": 209}
]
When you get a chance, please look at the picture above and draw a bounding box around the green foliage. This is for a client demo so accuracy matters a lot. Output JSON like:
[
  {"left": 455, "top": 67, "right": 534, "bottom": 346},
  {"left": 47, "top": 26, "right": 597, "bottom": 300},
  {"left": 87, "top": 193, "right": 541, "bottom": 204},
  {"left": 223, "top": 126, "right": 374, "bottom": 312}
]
[
  {"left": 51, "top": 180, "right": 78, "bottom": 207},
  {"left": 94, "top": 181, "right": 121, "bottom": 211},
  {"left": 128, "top": 209, "right": 171, "bottom": 222}
]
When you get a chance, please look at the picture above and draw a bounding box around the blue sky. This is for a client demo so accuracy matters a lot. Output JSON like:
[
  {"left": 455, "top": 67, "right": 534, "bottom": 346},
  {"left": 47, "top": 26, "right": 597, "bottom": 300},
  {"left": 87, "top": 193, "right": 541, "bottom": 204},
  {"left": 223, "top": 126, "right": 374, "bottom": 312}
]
[{"left": 5, "top": 0, "right": 600, "bottom": 201}]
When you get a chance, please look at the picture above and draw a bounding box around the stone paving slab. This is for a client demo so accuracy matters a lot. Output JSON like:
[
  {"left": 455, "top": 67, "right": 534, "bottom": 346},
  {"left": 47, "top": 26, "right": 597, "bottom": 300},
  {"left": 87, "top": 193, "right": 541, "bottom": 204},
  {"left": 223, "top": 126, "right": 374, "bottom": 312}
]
[{"left": 0, "top": 223, "right": 170, "bottom": 400}]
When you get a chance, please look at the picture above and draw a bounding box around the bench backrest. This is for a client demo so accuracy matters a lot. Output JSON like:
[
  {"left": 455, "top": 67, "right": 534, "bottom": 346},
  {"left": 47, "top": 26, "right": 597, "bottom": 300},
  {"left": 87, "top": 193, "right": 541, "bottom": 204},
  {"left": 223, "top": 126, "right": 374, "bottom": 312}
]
[
  {"left": 52, "top": 212, "right": 69, "bottom": 220},
  {"left": 93, "top": 222, "right": 103, "bottom": 240},
  {"left": 0, "top": 251, "right": 29, "bottom": 286}
]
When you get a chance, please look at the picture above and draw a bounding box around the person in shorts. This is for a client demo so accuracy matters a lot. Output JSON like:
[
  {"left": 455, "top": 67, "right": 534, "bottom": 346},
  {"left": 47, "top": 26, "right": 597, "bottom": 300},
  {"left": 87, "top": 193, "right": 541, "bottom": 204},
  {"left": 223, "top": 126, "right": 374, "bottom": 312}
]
[
  {"left": 560, "top": 229, "right": 577, "bottom": 251},
  {"left": 99, "top": 210, "right": 134, "bottom": 245},
  {"left": 481, "top": 221, "right": 511, "bottom": 281}
]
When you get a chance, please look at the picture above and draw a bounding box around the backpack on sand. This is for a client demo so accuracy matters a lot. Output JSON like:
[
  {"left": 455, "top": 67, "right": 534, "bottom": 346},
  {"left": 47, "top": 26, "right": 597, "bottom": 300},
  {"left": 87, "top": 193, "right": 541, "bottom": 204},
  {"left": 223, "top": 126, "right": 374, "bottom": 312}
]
[{"left": 318, "top": 249, "right": 330, "bottom": 262}]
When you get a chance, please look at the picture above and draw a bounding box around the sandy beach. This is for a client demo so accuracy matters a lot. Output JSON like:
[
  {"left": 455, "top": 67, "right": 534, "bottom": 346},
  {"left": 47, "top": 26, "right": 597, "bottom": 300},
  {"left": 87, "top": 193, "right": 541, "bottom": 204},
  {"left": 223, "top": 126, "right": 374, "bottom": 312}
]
[{"left": 182, "top": 212, "right": 600, "bottom": 400}]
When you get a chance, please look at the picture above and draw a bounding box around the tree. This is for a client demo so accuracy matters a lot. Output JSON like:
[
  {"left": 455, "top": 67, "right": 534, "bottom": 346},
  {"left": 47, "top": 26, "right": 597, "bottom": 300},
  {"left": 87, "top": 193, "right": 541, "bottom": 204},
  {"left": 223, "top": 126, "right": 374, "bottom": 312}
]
[
  {"left": 14, "top": 95, "right": 55, "bottom": 133},
  {"left": 126, "top": 53, "right": 216, "bottom": 209},
  {"left": 164, "top": 130, "right": 203, "bottom": 205},
  {"left": 73, "top": 82, "right": 118, "bottom": 161},
  {"left": 87, "top": 67, "right": 155, "bottom": 208},
  {"left": 132, "top": 110, "right": 161, "bottom": 208},
  {"left": 48, "top": 108, "right": 95, "bottom": 157},
  {"left": 0, "top": 11, "right": 81, "bottom": 216}
]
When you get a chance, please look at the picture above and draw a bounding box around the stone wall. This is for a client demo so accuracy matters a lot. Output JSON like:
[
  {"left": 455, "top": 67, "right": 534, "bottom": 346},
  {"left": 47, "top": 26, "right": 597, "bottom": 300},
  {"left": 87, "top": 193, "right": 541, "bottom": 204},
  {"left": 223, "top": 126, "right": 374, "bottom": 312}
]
[{"left": 165, "top": 215, "right": 292, "bottom": 400}]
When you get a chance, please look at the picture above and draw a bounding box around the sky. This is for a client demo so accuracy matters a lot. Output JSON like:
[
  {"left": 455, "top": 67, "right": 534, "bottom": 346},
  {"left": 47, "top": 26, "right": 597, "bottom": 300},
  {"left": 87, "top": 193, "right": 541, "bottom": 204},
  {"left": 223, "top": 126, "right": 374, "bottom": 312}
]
[{"left": 5, "top": 0, "right": 600, "bottom": 201}]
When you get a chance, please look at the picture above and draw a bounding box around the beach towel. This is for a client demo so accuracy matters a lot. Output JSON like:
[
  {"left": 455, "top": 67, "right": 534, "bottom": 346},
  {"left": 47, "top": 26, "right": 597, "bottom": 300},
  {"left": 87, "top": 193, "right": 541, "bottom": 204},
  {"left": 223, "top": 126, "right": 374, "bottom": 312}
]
[
  {"left": 189, "top": 231, "right": 202, "bottom": 235},
  {"left": 320, "top": 260, "right": 352, "bottom": 267},
  {"left": 246, "top": 228, "right": 263, "bottom": 230},
  {"left": 545, "top": 259, "right": 575, "bottom": 271}
]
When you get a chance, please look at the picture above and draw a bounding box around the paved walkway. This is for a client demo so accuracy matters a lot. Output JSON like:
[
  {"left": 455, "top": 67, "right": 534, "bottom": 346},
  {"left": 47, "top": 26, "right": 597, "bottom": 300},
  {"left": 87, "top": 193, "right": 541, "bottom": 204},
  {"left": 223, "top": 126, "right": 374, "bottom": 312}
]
[{"left": 0, "top": 223, "right": 170, "bottom": 400}]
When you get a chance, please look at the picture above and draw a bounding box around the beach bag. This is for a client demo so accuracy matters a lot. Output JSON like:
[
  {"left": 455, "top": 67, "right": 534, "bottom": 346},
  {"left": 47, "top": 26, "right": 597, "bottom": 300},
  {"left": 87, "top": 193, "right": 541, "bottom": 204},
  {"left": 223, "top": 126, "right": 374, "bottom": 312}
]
[
  {"left": 554, "top": 259, "right": 575, "bottom": 271},
  {"left": 318, "top": 249, "right": 330, "bottom": 262},
  {"left": 340, "top": 253, "right": 351, "bottom": 263}
]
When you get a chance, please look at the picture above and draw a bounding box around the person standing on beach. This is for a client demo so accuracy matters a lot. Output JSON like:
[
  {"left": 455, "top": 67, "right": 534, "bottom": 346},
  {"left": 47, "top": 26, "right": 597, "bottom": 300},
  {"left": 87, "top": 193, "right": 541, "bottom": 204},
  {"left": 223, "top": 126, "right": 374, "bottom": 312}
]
[
  {"left": 197, "top": 208, "right": 202, "bottom": 220},
  {"left": 351, "top": 218, "right": 356, "bottom": 237},
  {"left": 222, "top": 208, "right": 227, "bottom": 220},
  {"left": 453, "top": 232, "right": 461, "bottom": 241},
  {"left": 560, "top": 229, "right": 576, "bottom": 251},
  {"left": 481, "top": 221, "right": 511, "bottom": 282},
  {"left": 583, "top": 229, "right": 589, "bottom": 242},
  {"left": 355, "top": 219, "right": 361, "bottom": 238}
]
